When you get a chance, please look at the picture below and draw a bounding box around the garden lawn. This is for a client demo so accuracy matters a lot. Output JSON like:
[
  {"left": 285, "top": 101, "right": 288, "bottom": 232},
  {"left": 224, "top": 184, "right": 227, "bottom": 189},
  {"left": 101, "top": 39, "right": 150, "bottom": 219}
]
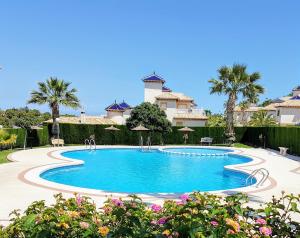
[{"left": 0, "top": 149, "right": 16, "bottom": 164}]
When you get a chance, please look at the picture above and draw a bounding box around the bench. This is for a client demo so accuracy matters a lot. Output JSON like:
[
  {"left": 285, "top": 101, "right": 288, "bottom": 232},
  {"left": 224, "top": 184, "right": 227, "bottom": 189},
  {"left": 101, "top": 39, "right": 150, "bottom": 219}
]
[
  {"left": 51, "top": 139, "right": 64, "bottom": 147},
  {"left": 200, "top": 137, "right": 213, "bottom": 146},
  {"left": 279, "top": 147, "right": 288, "bottom": 156}
]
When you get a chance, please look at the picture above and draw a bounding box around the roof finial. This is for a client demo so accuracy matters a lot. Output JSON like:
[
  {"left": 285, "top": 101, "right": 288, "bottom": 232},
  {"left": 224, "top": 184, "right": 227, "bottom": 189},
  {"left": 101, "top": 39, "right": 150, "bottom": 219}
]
[{"left": 153, "top": 71, "right": 156, "bottom": 75}]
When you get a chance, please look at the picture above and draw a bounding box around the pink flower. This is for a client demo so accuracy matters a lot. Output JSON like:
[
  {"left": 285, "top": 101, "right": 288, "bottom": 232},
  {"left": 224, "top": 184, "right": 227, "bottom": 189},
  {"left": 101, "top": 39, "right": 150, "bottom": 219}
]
[
  {"left": 157, "top": 217, "right": 167, "bottom": 225},
  {"left": 75, "top": 194, "right": 82, "bottom": 206},
  {"left": 179, "top": 194, "right": 189, "bottom": 202},
  {"left": 176, "top": 201, "right": 185, "bottom": 206},
  {"left": 111, "top": 198, "right": 123, "bottom": 207},
  {"left": 256, "top": 218, "right": 267, "bottom": 225},
  {"left": 79, "top": 221, "right": 90, "bottom": 229},
  {"left": 150, "top": 220, "right": 157, "bottom": 225},
  {"left": 103, "top": 205, "right": 113, "bottom": 214},
  {"left": 151, "top": 204, "right": 162, "bottom": 212},
  {"left": 210, "top": 221, "right": 219, "bottom": 227},
  {"left": 227, "top": 229, "right": 235, "bottom": 234},
  {"left": 259, "top": 226, "right": 272, "bottom": 236}
]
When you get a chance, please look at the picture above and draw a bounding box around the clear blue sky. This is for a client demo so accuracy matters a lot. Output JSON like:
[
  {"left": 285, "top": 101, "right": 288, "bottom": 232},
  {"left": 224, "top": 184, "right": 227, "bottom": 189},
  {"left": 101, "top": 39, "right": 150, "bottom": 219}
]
[{"left": 0, "top": 0, "right": 299, "bottom": 115}]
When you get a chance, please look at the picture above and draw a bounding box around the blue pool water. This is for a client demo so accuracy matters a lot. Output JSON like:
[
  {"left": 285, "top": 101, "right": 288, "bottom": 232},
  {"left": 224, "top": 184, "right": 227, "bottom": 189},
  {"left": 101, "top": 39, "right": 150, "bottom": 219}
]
[
  {"left": 163, "top": 147, "right": 233, "bottom": 154},
  {"left": 41, "top": 148, "right": 255, "bottom": 193}
]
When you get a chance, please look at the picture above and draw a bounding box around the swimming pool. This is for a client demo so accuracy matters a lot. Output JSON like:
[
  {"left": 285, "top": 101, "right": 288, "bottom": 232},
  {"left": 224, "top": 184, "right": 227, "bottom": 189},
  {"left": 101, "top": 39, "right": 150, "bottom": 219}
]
[{"left": 41, "top": 148, "right": 255, "bottom": 193}]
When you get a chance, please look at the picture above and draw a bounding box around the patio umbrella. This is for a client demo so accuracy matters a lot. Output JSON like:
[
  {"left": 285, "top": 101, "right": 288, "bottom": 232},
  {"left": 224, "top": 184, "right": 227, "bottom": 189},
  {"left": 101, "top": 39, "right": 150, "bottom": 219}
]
[
  {"left": 178, "top": 127, "right": 194, "bottom": 132},
  {"left": 178, "top": 127, "right": 194, "bottom": 144},
  {"left": 105, "top": 125, "right": 120, "bottom": 131},
  {"left": 131, "top": 124, "right": 149, "bottom": 146},
  {"left": 131, "top": 124, "right": 149, "bottom": 131},
  {"left": 105, "top": 125, "right": 120, "bottom": 144}
]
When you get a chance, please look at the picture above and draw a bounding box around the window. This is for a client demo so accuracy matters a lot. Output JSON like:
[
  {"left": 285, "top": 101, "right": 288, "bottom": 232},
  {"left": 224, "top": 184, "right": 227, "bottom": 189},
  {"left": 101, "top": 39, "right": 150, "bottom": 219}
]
[
  {"left": 277, "top": 110, "right": 280, "bottom": 116},
  {"left": 178, "top": 104, "right": 187, "bottom": 109},
  {"left": 160, "top": 102, "right": 167, "bottom": 110}
]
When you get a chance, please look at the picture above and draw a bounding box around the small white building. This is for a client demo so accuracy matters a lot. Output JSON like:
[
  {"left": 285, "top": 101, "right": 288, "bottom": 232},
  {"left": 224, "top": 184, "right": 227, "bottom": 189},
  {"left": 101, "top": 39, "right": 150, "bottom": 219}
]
[
  {"left": 142, "top": 73, "right": 207, "bottom": 127},
  {"left": 234, "top": 86, "right": 300, "bottom": 126},
  {"left": 104, "top": 101, "right": 132, "bottom": 125}
]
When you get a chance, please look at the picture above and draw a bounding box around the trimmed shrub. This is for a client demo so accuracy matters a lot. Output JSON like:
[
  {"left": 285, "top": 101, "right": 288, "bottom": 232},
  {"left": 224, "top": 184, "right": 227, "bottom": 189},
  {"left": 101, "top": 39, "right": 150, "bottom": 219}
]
[
  {"left": 27, "top": 126, "right": 49, "bottom": 147},
  {"left": 44, "top": 123, "right": 300, "bottom": 156},
  {"left": 241, "top": 126, "right": 300, "bottom": 156}
]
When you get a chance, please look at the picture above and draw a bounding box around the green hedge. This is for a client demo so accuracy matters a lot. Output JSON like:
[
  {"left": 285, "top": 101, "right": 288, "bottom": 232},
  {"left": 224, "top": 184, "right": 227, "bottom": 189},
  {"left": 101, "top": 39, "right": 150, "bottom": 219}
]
[
  {"left": 3, "top": 124, "right": 300, "bottom": 156},
  {"left": 3, "top": 126, "right": 49, "bottom": 148},
  {"left": 46, "top": 123, "right": 246, "bottom": 145},
  {"left": 27, "top": 126, "right": 49, "bottom": 147},
  {"left": 241, "top": 126, "right": 300, "bottom": 156}
]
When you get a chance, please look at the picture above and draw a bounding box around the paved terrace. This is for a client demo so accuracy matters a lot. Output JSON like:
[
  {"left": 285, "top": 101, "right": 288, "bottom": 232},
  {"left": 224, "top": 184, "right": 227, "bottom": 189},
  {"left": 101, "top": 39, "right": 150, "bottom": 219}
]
[{"left": 0, "top": 146, "right": 300, "bottom": 226}]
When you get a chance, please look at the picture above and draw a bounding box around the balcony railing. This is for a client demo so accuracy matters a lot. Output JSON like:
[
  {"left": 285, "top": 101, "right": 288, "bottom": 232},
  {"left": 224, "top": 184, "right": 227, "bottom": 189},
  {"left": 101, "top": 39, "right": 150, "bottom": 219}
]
[{"left": 176, "top": 108, "right": 205, "bottom": 115}]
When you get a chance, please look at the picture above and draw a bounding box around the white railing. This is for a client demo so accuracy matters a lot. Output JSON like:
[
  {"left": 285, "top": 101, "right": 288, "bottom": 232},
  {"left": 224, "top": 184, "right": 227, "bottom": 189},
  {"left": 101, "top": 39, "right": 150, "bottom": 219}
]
[
  {"left": 176, "top": 108, "right": 205, "bottom": 115},
  {"left": 85, "top": 138, "right": 96, "bottom": 151},
  {"left": 246, "top": 168, "right": 269, "bottom": 187}
]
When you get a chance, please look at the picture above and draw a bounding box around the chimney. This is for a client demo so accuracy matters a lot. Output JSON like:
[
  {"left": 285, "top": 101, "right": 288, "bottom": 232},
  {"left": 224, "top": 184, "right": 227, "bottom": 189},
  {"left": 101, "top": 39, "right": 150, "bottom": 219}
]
[{"left": 80, "top": 110, "right": 86, "bottom": 123}]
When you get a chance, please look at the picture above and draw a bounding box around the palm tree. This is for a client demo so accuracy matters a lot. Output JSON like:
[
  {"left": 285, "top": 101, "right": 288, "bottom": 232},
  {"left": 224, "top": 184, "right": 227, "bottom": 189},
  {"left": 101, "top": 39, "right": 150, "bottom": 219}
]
[
  {"left": 238, "top": 101, "right": 250, "bottom": 126},
  {"left": 209, "top": 64, "right": 264, "bottom": 143},
  {"left": 248, "top": 110, "right": 277, "bottom": 126},
  {"left": 28, "top": 77, "right": 80, "bottom": 122}
]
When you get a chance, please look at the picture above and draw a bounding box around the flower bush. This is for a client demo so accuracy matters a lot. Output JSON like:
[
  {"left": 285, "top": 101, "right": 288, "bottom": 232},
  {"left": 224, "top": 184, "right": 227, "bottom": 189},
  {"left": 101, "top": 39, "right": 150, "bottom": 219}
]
[{"left": 0, "top": 192, "right": 299, "bottom": 237}]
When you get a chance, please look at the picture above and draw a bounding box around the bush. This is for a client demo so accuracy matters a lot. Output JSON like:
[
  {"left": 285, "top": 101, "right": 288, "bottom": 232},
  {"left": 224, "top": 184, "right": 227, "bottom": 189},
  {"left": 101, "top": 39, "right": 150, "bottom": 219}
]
[
  {"left": 0, "top": 130, "right": 17, "bottom": 150},
  {"left": 1, "top": 192, "right": 299, "bottom": 237},
  {"left": 3, "top": 128, "right": 26, "bottom": 148}
]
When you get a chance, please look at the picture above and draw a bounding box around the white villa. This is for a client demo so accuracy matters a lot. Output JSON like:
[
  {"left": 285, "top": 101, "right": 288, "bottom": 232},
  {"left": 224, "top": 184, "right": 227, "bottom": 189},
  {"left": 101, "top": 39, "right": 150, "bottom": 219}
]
[
  {"left": 234, "top": 86, "right": 300, "bottom": 126},
  {"left": 52, "top": 73, "right": 207, "bottom": 127},
  {"left": 104, "top": 73, "right": 208, "bottom": 127}
]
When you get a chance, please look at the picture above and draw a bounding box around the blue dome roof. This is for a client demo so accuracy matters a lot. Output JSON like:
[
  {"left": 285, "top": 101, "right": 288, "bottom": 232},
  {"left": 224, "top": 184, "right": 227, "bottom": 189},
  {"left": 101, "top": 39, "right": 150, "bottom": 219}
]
[
  {"left": 142, "top": 72, "right": 165, "bottom": 83},
  {"left": 291, "top": 95, "right": 300, "bottom": 100},
  {"left": 119, "top": 101, "right": 131, "bottom": 109},
  {"left": 162, "top": 86, "right": 172, "bottom": 92},
  {"left": 105, "top": 102, "right": 125, "bottom": 111}
]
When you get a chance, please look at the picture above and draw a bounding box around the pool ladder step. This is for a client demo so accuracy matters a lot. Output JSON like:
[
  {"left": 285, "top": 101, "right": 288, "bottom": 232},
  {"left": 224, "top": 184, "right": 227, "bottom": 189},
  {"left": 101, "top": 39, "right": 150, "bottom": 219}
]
[
  {"left": 85, "top": 138, "right": 96, "bottom": 151},
  {"left": 246, "top": 168, "right": 269, "bottom": 187}
]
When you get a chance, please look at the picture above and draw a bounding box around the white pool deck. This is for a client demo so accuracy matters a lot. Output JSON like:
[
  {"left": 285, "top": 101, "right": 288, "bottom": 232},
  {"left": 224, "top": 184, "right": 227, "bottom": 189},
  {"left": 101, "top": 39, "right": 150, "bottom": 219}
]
[{"left": 0, "top": 145, "right": 300, "bottom": 226}]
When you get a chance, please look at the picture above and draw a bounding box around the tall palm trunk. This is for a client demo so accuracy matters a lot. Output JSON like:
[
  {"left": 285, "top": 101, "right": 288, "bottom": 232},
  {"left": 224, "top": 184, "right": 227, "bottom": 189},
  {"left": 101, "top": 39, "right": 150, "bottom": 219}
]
[
  {"left": 51, "top": 103, "right": 60, "bottom": 122},
  {"left": 51, "top": 103, "right": 60, "bottom": 139},
  {"left": 225, "top": 92, "right": 236, "bottom": 143}
]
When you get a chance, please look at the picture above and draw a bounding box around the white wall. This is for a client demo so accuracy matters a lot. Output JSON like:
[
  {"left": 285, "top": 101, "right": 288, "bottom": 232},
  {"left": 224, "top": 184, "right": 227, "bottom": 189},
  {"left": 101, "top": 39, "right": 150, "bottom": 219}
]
[
  {"left": 278, "top": 108, "right": 300, "bottom": 125},
  {"left": 293, "top": 90, "right": 300, "bottom": 96},
  {"left": 173, "top": 119, "right": 206, "bottom": 127},
  {"left": 144, "top": 81, "right": 163, "bottom": 103},
  {"left": 158, "top": 100, "right": 177, "bottom": 121},
  {"left": 107, "top": 111, "right": 126, "bottom": 125}
]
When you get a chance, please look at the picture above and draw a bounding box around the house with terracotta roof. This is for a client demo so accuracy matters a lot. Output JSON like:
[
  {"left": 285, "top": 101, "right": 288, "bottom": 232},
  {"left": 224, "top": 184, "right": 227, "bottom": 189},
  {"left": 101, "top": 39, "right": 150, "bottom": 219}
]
[
  {"left": 143, "top": 73, "right": 207, "bottom": 127},
  {"left": 48, "top": 72, "right": 208, "bottom": 127},
  {"left": 234, "top": 86, "right": 300, "bottom": 125}
]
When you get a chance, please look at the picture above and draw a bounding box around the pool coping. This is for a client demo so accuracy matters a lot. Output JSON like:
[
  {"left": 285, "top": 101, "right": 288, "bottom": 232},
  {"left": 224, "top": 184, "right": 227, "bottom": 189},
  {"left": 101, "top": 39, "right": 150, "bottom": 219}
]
[{"left": 18, "top": 145, "right": 275, "bottom": 199}]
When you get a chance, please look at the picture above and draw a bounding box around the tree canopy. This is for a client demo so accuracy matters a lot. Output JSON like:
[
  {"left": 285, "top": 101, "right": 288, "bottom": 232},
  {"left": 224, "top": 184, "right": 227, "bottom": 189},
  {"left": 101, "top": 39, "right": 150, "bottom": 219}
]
[
  {"left": 28, "top": 77, "right": 80, "bottom": 122},
  {"left": 126, "top": 102, "right": 172, "bottom": 133},
  {"left": 209, "top": 64, "right": 264, "bottom": 142},
  {"left": 206, "top": 114, "right": 226, "bottom": 127},
  {"left": 248, "top": 110, "right": 277, "bottom": 126},
  {"left": 0, "top": 107, "right": 51, "bottom": 128}
]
